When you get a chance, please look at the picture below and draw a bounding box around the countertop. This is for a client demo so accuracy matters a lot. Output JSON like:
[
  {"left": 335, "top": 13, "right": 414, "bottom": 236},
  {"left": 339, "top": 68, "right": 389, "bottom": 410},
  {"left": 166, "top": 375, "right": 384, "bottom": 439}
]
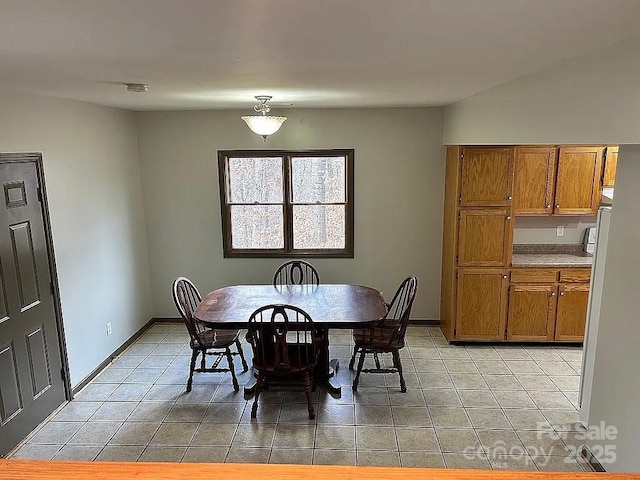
[
  {"left": 2, "top": 460, "right": 629, "bottom": 480},
  {"left": 512, "top": 244, "right": 593, "bottom": 268}
]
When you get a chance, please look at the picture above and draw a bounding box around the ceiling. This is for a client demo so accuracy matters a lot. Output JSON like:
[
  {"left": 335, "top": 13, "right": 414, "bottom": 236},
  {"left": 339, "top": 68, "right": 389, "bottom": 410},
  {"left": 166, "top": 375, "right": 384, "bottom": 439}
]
[{"left": 2, "top": 0, "right": 640, "bottom": 111}]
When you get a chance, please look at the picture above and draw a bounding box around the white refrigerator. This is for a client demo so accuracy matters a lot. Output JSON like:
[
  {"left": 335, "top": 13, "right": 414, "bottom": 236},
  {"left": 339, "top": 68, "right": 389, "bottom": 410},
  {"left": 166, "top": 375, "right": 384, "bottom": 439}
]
[{"left": 579, "top": 206, "right": 612, "bottom": 425}]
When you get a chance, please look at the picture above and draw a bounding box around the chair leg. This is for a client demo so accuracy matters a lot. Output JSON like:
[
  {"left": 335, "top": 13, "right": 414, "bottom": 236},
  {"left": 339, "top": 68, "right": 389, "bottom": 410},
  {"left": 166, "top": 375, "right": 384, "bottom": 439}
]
[
  {"left": 251, "top": 374, "right": 265, "bottom": 419},
  {"left": 200, "top": 350, "right": 206, "bottom": 370},
  {"left": 226, "top": 347, "right": 239, "bottom": 392},
  {"left": 352, "top": 350, "right": 366, "bottom": 392},
  {"left": 348, "top": 345, "right": 358, "bottom": 370},
  {"left": 392, "top": 350, "right": 407, "bottom": 393},
  {"left": 236, "top": 338, "right": 249, "bottom": 373},
  {"left": 302, "top": 372, "right": 315, "bottom": 419},
  {"left": 373, "top": 352, "right": 381, "bottom": 370},
  {"left": 187, "top": 349, "right": 198, "bottom": 393}
]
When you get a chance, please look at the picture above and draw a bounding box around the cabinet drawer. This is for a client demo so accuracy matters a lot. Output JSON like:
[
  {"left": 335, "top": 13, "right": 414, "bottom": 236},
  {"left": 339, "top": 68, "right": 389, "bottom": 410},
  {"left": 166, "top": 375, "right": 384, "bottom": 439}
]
[
  {"left": 510, "top": 269, "right": 558, "bottom": 283},
  {"left": 559, "top": 268, "right": 591, "bottom": 283}
]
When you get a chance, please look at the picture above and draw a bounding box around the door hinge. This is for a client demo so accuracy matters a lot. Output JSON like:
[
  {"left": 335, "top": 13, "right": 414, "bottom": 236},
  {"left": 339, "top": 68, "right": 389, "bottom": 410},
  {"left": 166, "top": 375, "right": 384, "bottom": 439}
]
[
  {"left": 37, "top": 187, "right": 43, "bottom": 202},
  {"left": 455, "top": 271, "right": 459, "bottom": 279},
  {"left": 50, "top": 281, "right": 55, "bottom": 296},
  {"left": 60, "top": 368, "right": 66, "bottom": 382},
  {"left": 458, "top": 196, "right": 462, "bottom": 203}
]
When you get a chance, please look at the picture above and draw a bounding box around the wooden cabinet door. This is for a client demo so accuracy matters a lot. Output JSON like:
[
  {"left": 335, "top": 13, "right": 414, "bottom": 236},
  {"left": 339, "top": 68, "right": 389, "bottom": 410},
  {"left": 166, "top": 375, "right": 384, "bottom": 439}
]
[
  {"left": 602, "top": 146, "right": 618, "bottom": 188},
  {"left": 506, "top": 285, "right": 556, "bottom": 341},
  {"left": 513, "top": 146, "right": 557, "bottom": 215},
  {"left": 554, "top": 284, "right": 589, "bottom": 341},
  {"left": 458, "top": 208, "right": 511, "bottom": 267},
  {"left": 456, "top": 269, "right": 508, "bottom": 340},
  {"left": 460, "top": 147, "right": 514, "bottom": 207},
  {"left": 554, "top": 146, "right": 604, "bottom": 215}
]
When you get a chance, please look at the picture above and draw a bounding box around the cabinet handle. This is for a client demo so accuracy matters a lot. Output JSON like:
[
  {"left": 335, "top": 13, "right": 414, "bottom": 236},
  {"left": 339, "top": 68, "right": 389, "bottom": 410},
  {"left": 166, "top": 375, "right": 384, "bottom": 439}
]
[
  {"left": 550, "top": 292, "right": 555, "bottom": 296},
  {"left": 556, "top": 204, "right": 560, "bottom": 208},
  {"left": 546, "top": 204, "right": 551, "bottom": 208},
  {"left": 503, "top": 275, "right": 508, "bottom": 279},
  {"left": 507, "top": 195, "right": 512, "bottom": 200},
  {"left": 506, "top": 216, "right": 511, "bottom": 220},
  {"left": 560, "top": 292, "right": 565, "bottom": 296}
]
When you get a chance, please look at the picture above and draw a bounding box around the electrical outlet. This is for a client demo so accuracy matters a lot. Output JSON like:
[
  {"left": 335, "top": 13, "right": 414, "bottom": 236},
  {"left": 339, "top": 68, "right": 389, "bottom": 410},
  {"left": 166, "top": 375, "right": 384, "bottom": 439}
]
[
  {"left": 556, "top": 226, "right": 565, "bottom": 237},
  {"left": 106, "top": 322, "right": 112, "bottom": 336}
]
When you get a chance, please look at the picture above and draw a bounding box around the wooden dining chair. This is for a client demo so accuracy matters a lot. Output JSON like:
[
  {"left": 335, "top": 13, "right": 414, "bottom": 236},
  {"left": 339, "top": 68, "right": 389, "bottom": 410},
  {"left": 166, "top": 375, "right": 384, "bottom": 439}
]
[
  {"left": 348, "top": 276, "right": 418, "bottom": 392},
  {"left": 172, "top": 276, "right": 248, "bottom": 392},
  {"left": 273, "top": 260, "right": 320, "bottom": 287},
  {"left": 246, "top": 304, "right": 320, "bottom": 419}
]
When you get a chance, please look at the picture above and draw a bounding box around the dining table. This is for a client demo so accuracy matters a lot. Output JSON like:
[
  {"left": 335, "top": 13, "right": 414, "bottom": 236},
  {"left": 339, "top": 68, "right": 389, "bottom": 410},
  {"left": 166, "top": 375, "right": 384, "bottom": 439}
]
[{"left": 193, "top": 283, "right": 388, "bottom": 395}]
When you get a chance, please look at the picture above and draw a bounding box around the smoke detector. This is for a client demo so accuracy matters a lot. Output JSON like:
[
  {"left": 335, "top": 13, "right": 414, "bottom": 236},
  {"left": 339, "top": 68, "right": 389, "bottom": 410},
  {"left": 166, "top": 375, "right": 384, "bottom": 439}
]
[{"left": 124, "top": 83, "right": 148, "bottom": 93}]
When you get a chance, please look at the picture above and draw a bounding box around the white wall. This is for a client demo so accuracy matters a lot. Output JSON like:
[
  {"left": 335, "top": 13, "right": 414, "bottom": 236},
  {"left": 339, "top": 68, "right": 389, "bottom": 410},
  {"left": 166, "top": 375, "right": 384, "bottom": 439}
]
[
  {"left": 136, "top": 107, "right": 444, "bottom": 320},
  {"left": 586, "top": 146, "right": 640, "bottom": 472},
  {"left": 443, "top": 38, "right": 640, "bottom": 145},
  {"left": 0, "top": 91, "right": 152, "bottom": 387},
  {"left": 514, "top": 216, "right": 596, "bottom": 245}
]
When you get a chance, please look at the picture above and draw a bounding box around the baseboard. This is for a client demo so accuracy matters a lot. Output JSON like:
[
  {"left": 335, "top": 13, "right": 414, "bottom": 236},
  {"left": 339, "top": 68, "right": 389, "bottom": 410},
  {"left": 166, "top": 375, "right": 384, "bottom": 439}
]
[
  {"left": 71, "top": 318, "right": 156, "bottom": 396},
  {"left": 581, "top": 445, "right": 607, "bottom": 472},
  {"left": 151, "top": 317, "right": 182, "bottom": 323},
  {"left": 408, "top": 319, "right": 440, "bottom": 326}
]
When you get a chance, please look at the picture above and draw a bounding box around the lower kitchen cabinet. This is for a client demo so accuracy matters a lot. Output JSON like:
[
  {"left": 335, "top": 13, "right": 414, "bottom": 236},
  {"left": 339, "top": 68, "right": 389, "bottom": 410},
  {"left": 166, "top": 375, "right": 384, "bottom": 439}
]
[
  {"left": 506, "top": 284, "right": 556, "bottom": 341},
  {"left": 555, "top": 283, "right": 590, "bottom": 341},
  {"left": 455, "top": 269, "right": 508, "bottom": 341},
  {"left": 448, "top": 267, "right": 589, "bottom": 343}
]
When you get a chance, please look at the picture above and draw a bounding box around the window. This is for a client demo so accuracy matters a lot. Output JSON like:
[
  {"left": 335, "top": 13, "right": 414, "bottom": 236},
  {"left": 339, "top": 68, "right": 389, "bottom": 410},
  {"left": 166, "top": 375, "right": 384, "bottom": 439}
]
[{"left": 218, "top": 149, "right": 354, "bottom": 257}]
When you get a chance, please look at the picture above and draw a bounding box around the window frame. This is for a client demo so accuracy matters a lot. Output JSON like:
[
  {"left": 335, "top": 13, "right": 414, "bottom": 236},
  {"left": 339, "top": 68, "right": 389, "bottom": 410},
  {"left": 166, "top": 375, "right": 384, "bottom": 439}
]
[{"left": 217, "top": 149, "right": 354, "bottom": 258}]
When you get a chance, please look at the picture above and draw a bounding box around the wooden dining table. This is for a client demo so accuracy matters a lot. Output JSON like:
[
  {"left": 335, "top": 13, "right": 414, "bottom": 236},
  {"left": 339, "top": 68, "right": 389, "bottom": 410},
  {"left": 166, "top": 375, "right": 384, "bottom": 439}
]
[{"left": 193, "top": 284, "right": 388, "bottom": 395}]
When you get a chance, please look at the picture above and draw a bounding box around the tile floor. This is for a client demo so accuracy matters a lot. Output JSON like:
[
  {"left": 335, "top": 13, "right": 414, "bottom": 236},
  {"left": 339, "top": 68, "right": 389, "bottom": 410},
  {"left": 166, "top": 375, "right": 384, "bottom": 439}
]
[{"left": 10, "top": 323, "right": 588, "bottom": 471}]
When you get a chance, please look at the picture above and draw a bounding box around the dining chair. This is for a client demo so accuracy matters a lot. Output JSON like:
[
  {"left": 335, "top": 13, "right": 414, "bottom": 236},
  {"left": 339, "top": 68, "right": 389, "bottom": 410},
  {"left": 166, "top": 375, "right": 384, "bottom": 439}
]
[
  {"left": 246, "top": 304, "right": 320, "bottom": 419},
  {"left": 172, "top": 276, "right": 248, "bottom": 392},
  {"left": 273, "top": 260, "right": 320, "bottom": 287},
  {"left": 348, "top": 276, "right": 418, "bottom": 392}
]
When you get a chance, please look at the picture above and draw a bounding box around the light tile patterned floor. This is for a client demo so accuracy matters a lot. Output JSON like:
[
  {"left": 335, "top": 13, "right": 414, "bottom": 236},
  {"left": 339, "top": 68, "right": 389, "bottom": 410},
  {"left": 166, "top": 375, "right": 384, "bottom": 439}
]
[{"left": 10, "top": 324, "right": 588, "bottom": 471}]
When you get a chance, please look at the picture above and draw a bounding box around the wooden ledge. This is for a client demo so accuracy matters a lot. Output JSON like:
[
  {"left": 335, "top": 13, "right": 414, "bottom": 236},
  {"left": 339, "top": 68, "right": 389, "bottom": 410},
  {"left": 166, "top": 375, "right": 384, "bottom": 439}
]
[{"left": 1, "top": 460, "right": 633, "bottom": 480}]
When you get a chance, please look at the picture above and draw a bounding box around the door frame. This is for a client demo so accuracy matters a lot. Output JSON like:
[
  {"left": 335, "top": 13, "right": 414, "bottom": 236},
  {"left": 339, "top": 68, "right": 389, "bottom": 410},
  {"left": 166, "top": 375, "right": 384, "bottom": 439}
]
[{"left": 0, "top": 152, "right": 71, "bottom": 401}]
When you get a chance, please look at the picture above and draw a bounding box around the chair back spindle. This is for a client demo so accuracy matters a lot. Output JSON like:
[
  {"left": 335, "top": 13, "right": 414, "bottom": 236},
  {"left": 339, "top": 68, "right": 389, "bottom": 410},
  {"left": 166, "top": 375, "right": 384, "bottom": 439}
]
[
  {"left": 383, "top": 275, "right": 418, "bottom": 346},
  {"left": 273, "top": 260, "right": 320, "bottom": 287},
  {"left": 247, "top": 304, "right": 317, "bottom": 373},
  {"left": 172, "top": 276, "right": 207, "bottom": 342}
]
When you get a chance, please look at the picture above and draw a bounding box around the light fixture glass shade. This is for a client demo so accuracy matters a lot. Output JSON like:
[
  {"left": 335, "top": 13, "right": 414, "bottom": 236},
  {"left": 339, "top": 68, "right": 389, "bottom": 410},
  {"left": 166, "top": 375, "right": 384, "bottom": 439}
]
[{"left": 241, "top": 115, "right": 287, "bottom": 137}]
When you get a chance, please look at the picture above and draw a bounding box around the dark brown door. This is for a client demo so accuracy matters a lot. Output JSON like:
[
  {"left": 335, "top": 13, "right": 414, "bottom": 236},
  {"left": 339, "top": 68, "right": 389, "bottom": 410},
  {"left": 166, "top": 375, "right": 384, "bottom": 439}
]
[{"left": 0, "top": 156, "right": 66, "bottom": 456}]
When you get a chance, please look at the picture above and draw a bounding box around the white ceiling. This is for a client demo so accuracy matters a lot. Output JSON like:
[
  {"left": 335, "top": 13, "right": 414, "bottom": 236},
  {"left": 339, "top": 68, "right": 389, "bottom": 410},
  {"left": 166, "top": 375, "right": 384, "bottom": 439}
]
[{"left": 2, "top": 0, "right": 640, "bottom": 111}]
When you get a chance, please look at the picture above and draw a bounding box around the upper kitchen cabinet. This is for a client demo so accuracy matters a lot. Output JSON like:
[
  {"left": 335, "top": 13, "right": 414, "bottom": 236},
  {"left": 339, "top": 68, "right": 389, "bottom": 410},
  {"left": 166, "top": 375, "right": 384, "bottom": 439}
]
[
  {"left": 459, "top": 147, "right": 514, "bottom": 207},
  {"left": 513, "top": 146, "right": 557, "bottom": 215},
  {"left": 458, "top": 208, "right": 512, "bottom": 267},
  {"left": 602, "top": 145, "right": 618, "bottom": 188},
  {"left": 554, "top": 146, "right": 604, "bottom": 215}
]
